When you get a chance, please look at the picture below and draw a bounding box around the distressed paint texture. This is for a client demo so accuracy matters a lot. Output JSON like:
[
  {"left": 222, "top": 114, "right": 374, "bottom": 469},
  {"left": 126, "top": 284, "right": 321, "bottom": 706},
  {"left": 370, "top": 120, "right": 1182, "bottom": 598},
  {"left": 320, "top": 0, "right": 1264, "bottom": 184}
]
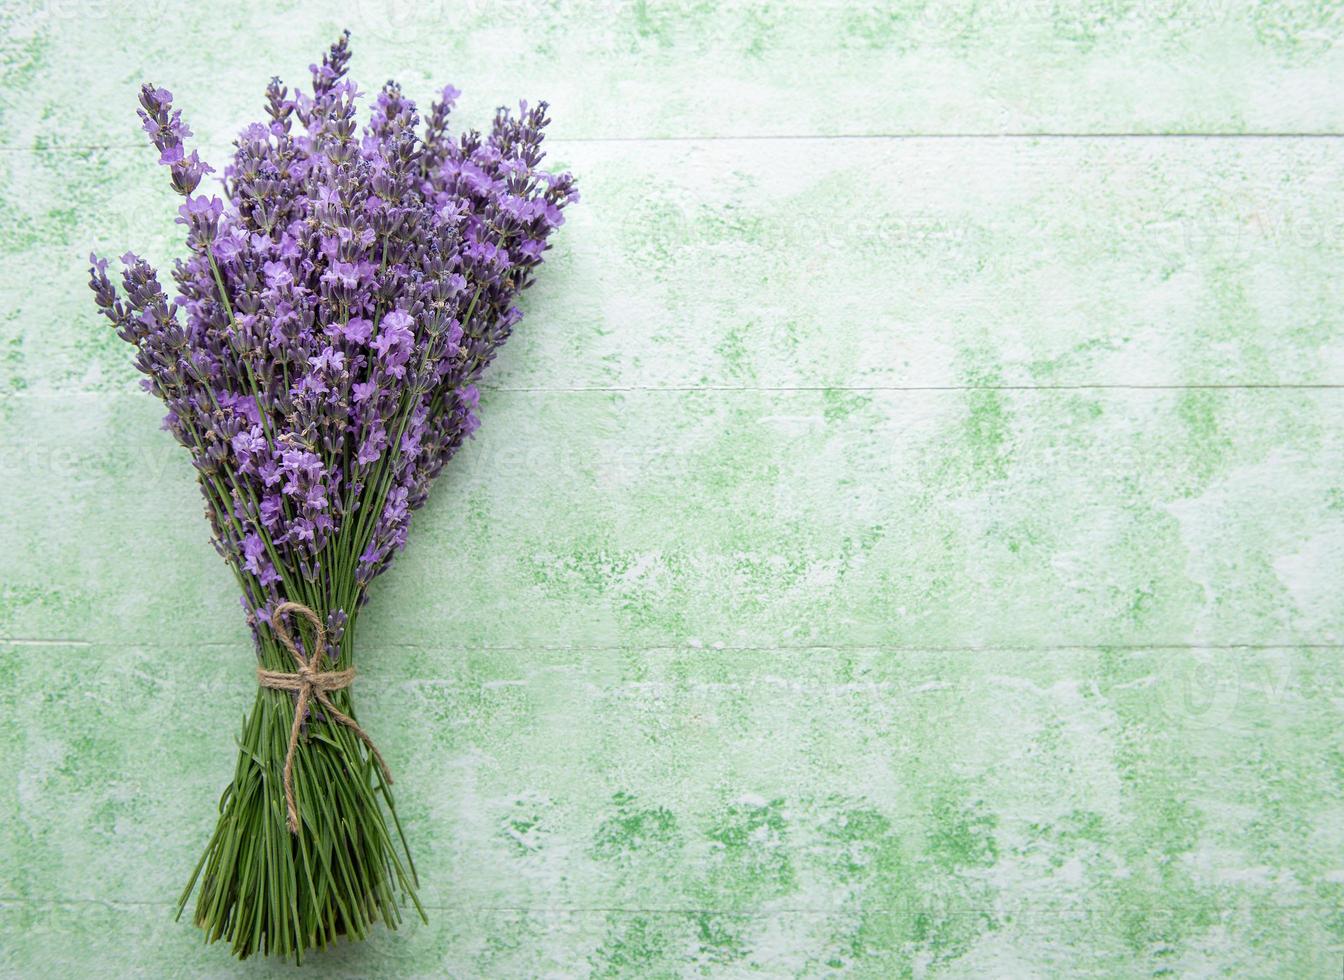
[{"left": 2, "top": 1, "right": 1344, "bottom": 977}]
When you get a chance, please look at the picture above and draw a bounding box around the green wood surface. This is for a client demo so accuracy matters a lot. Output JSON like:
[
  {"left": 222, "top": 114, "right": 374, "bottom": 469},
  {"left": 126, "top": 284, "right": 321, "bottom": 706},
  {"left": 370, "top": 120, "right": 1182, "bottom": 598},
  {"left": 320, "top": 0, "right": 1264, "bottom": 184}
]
[{"left": 2, "top": 1, "right": 1343, "bottom": 976}]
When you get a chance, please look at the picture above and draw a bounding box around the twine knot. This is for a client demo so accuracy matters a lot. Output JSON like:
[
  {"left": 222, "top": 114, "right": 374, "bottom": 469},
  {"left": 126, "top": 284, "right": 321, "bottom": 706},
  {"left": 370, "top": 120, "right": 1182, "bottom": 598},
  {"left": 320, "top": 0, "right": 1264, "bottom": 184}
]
[{"left": 257, "top": 600, "right": 393, "bottom": 833}]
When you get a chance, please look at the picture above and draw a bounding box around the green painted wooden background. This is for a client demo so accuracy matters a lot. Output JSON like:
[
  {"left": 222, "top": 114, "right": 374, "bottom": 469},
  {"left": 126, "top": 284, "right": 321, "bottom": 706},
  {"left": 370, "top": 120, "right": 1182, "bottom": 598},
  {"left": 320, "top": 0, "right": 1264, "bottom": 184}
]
[{"left": 3, "top": 1, "right": 1344, "bottom": 976}]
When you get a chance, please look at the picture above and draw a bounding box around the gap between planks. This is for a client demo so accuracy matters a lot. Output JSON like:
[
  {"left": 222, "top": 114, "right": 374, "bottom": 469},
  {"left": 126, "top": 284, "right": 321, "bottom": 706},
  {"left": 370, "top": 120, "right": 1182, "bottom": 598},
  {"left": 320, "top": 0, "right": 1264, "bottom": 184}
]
[
  {"left": 484, "top": 383, "right": 1344, "bottom": 393},
  {"left": 8, "top": 384, "right": 1344, "bottom": 400},
  {"left": 2, "top": 639, "right": 1340, "bottom": 653},
  {"left": 0, "top": 895, "right": 1332, "bottom": 916},
  {"left": 8, "top": 132, "right": 1344, "bottom": 154}
]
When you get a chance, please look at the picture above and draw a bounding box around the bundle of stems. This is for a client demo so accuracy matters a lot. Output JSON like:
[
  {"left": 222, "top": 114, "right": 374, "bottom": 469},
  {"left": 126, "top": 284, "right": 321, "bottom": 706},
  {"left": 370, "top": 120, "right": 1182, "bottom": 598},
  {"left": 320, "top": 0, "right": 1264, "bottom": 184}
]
[
  {"left": 88, "top": 32, "right": 576, "bottom": 960},
  {"left": 181, "top": 601, "right": 419, "bottom": 957}
]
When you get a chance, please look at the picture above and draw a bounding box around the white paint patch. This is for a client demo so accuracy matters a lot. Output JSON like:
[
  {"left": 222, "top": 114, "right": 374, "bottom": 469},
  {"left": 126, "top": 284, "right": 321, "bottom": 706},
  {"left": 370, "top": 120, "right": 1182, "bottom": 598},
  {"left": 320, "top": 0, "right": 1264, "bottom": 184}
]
[{"left": 1273, "top": 523, "right": 1344, "bottom": 642}]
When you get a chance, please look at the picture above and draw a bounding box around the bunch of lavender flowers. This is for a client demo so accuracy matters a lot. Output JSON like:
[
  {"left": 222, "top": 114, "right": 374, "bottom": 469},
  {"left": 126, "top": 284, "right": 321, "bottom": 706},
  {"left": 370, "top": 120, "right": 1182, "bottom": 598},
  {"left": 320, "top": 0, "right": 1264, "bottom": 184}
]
[{"left": 88, "top": 33, "right": 576, "bottom": 961}]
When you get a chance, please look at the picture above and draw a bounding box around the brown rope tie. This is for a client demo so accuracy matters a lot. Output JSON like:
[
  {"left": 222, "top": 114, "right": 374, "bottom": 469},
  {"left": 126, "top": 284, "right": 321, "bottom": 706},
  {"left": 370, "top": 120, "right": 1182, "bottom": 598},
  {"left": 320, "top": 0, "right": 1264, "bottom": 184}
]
[{"left": 257, "top": 600, "right": 393, "bottom": 833}]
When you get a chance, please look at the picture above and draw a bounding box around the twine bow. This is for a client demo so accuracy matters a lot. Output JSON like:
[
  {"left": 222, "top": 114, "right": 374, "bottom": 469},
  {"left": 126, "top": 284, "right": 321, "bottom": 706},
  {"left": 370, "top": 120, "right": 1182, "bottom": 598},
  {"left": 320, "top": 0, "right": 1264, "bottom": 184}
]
[{"left": 257, "top": 600, "right": 393, "bottom": 833}]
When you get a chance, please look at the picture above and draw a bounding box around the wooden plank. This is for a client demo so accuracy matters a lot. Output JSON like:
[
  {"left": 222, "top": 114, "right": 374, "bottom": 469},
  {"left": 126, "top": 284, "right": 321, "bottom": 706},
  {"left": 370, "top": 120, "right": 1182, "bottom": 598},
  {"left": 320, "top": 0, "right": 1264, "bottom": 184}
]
[
  {"left": 5, "top": 137, "right": 1344, "bottom": 395},
  {"left": 5, "top": 0, "right": 1344, "bottom": 146},
  {"left": 3, "top": 900, "right": 1335, "bottom": 975},
  {"left": 3, "top": 386, "right": 1340, "bottom": 649},
  {"left": 2, "top": 640, "right": 1339, "bottom": 974}
]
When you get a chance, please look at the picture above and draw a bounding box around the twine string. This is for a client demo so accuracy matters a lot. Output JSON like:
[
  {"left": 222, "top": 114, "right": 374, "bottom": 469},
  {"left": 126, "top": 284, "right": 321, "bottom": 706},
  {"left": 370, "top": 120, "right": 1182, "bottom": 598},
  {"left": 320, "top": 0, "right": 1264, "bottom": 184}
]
[{"left": 256, "top": 600, "right": 393, "bottom": 833}]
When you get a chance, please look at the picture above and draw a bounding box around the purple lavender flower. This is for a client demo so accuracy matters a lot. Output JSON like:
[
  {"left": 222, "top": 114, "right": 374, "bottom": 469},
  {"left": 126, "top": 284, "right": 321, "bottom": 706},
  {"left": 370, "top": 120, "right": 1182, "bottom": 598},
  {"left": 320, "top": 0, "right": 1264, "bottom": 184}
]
[{"left": 89, "top": 31, "right": 577, "bottom": 626}]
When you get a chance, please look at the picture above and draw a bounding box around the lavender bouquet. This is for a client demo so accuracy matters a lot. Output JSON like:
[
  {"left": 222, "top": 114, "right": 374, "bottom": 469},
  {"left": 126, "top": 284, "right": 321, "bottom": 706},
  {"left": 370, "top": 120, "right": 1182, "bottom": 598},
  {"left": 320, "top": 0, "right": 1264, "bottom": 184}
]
[{"left": 87, "top": 33, "right": 576, "bottom": 960}]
